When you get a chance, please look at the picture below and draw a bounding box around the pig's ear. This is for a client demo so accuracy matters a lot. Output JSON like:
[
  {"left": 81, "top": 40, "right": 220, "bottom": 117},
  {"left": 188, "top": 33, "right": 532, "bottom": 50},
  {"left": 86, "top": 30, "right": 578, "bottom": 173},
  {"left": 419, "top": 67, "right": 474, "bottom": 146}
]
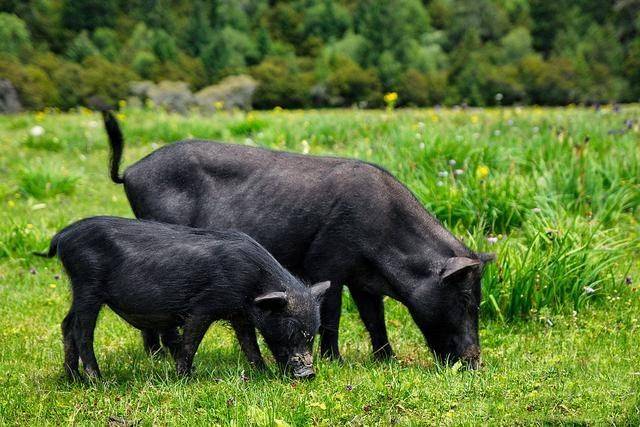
[
  {"left": 310, "top": 281, "right": 331, "bottom": 301},
  {"left": 478, "top": 252, "right": 496, "bottom": 264},
  {"left": 441, "top": 257, "right": 481, "bottom": 282},
  {"left": 254, "top": 291, "right": 288, "bottom": 311}
]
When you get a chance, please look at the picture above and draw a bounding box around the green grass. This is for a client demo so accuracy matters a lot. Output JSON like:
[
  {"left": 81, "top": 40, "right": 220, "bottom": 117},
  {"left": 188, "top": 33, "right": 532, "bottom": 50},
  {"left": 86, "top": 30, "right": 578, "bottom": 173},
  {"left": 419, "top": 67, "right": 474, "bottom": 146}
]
[{"left": 0, "top": 106, "right": 638, "bottom": 424}]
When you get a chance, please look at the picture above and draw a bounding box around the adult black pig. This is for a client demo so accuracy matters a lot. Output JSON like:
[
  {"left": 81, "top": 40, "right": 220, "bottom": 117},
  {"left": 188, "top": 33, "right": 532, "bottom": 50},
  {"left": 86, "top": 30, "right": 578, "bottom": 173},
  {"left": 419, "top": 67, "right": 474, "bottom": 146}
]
[
  {"left": 103, "top": 112, "right": 494, "bottom": 367},
  {"left": 38, "top": 216, "right": 330, "bottom": 379}
]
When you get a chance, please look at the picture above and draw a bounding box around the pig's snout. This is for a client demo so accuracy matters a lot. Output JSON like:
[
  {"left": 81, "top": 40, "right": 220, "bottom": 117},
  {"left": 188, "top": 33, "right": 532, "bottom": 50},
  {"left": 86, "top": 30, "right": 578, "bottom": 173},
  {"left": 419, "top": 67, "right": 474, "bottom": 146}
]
[
  {"left": 288, "top": 353, "right": 315, "bottom": 380},
  {"left": 460, "top": 345, "right": 481, "bottom": 370}
]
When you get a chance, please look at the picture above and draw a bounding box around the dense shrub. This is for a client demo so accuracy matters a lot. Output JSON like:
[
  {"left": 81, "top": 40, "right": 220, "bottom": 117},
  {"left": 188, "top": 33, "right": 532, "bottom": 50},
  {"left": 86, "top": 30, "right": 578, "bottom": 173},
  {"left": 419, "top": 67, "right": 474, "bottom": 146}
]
[
  {"left": 0, "top": 60, "right": 58, "bottom": 109},
  {"left": 251, "top": 57, "right": 314, "bottom": 108},
  {"left": 147, "top": 81, "right": 195, "bottom": 114},
  {"left": 397, "top": 69, "right": 447, "bottom": 106},
  {"left": 195, "top": 75, "right": 258, "bottom": 112},
  {"left": 80, "top": 56, "right": 138, "bottom": 106},
  {"left": 325, "top": 56, "right": 381, "bottom": 107}
]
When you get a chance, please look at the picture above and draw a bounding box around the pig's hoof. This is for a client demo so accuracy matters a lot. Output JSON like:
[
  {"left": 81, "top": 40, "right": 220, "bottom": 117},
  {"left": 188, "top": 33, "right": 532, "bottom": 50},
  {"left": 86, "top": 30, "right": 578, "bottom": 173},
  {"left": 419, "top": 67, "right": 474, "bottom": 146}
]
[
  {"left": 176, "top": 364, "right": 194, "bottom": 377},
  {"left": 373, "top": 345, "right": 395, "bottom": 361}
]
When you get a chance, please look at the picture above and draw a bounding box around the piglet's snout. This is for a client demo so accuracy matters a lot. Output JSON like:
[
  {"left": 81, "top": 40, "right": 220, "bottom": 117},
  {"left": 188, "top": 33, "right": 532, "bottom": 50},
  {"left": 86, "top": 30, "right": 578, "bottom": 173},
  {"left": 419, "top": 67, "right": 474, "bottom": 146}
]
[{"left": 288, "top": 353, "right": 315, "bottom": 380}]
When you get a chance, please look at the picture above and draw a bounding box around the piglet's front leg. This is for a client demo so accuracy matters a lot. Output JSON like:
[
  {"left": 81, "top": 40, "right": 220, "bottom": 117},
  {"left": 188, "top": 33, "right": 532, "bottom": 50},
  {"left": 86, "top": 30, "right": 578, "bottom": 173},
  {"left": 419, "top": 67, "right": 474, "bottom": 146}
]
[
  {"left": 176, "top": 314, "right": 211, "bottom": 377},
  {"left": 231, "top": 317, "right": 267, "bottom": 371}
]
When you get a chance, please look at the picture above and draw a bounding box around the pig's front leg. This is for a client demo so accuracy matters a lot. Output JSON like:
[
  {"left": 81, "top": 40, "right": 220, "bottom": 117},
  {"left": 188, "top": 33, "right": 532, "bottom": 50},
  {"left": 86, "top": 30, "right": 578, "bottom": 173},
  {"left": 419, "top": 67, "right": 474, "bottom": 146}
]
[
  {"left": 349, "top": 285, "right": 394, "bottom": 360},
  {"left": 231, "top": 317, "right": 267, "bottom": 370},
  {"left": 176, "top": 313, "right": 212, "bottom": 377}
]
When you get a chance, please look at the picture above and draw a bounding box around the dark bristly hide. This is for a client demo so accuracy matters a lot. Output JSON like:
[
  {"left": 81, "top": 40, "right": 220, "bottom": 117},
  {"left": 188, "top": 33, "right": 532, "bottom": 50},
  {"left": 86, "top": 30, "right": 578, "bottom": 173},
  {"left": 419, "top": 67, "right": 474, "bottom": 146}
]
[
  {"left": 102, "top": 112, "right": 494, "bottom": 367},
  {"left": 40, "top": 216, "right": 329, "bottom": 380}
]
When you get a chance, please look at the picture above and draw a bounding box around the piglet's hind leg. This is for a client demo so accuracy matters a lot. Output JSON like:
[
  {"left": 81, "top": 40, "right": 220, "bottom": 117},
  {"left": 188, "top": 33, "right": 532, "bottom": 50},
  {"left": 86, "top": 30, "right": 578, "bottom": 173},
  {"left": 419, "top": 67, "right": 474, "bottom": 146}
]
[
  {"left": 61, "top": 309, "right": 80, "bottom": 379},
  {"left": 73, "top": 302, "right": 102, "bottom": 378}
]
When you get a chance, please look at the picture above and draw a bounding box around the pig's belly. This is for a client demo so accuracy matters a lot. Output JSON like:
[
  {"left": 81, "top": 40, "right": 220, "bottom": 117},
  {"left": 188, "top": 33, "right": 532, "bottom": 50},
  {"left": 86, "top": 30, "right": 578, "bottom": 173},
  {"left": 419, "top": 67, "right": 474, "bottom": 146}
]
[{"left": 108, "top": 304, "right": 184, "bottom": 330}]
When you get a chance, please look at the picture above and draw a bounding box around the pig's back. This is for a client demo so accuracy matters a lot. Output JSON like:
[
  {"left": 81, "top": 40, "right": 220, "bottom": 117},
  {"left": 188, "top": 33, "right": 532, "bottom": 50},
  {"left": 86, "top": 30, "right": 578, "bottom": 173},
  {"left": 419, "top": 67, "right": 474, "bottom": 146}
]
[{"left": 122, "top": 140, "right": 403, "bottom": 269}]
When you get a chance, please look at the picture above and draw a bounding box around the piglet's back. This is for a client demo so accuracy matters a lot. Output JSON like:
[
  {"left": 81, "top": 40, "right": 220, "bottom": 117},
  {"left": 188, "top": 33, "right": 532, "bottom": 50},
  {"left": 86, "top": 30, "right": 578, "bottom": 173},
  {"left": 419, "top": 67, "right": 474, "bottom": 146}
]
[{"left": 51, "top": 216, "right": 299, "bottom": 297}]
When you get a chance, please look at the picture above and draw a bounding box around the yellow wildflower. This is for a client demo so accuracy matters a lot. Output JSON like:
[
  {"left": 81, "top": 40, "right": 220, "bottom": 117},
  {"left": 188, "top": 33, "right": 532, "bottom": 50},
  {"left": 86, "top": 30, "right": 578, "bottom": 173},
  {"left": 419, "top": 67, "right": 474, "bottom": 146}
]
[
  {"left": 214, "top": 101, "right": 224, "bottom": 111},
  {"left": 384, "top": 92, "right": 398, "bottom": 111},
  {"left": 471, "top": 115, "right": 479, "bottom": 124},
  {"left": 383, "top": 92, "right": 398, "bottom": 103},
  {"left": 476, "top": 165, "right": 490, "bottom": 180},
  {"left": 118, "top": 99, "right": 127, "bottom": 109}
]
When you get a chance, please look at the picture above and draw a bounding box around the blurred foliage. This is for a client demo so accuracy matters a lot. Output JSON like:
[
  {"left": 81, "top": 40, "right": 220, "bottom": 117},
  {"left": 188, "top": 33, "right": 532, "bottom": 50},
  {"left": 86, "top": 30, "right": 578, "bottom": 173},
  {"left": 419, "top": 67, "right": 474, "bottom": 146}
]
[{"left": 0, "top": 0, "right": 638, "bottom": 110}]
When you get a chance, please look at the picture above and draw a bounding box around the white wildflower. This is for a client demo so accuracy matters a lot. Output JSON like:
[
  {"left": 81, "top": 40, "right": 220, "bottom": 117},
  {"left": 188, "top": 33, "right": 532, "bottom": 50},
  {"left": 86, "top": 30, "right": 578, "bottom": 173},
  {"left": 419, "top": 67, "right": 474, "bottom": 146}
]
[
  {"left": 301, "top": 140, "right": 310, "bottom": 154},
  {"left": 30, "top": 125, "right": 45, "bottom": 137}
]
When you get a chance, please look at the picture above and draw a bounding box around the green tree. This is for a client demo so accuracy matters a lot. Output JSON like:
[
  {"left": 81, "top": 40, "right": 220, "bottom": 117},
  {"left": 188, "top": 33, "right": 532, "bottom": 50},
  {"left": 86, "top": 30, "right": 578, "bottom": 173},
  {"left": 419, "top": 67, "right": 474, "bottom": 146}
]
[
  {"left": 0, "top": 13, "right": 32, "bottom": 60},
  {"left": 61, "top": 0, "right": 117, "bottom": 32},
  {"left": 303, "top": 0, "right": 351, "bottom": 42},
  {"left": 201, "top": 26, "right": 258, "bottom": 80},
  {"left": 92, "top": 28, "right": 120, "bottom": 61},
  {"left": 65, "top": 31, "right": 99, "bottom": 63},
  {"left": 182, "top": 0, "right": 212, "bottom": 57}
]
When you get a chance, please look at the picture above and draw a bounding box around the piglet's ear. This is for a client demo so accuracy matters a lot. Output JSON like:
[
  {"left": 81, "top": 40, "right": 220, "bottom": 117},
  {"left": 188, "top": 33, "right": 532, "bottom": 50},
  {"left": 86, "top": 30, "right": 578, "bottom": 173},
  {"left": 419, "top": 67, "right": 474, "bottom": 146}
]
[
  {"left": 254, "top": 291, "right": 288, "bottom": 311},
  {"left": 310, "top": 281, "right": 331, "bottom": 301},
  {"left": 478, "top": 252, "right": 496, "bottom": 264},
  {"left": 441, "top": 257, "right": 481, "bottom": 282}
]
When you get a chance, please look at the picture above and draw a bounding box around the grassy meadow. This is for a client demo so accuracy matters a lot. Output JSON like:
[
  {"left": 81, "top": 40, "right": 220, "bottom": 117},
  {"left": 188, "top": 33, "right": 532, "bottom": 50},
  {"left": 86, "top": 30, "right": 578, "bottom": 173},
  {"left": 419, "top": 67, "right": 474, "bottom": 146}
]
[{"left": 0, "top": 105, "right": 639, "bottom": 425}]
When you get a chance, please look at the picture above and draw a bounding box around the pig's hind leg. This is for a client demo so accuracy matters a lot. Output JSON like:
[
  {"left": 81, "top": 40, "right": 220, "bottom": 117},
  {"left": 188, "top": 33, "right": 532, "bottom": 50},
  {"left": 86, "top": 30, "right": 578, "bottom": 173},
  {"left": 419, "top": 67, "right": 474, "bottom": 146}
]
[
  {"left": 141, "top": 329, "right": 163, "bottom": 356},
  {"left": 160, "top": 328, "right": 182, "bottom": 361}
]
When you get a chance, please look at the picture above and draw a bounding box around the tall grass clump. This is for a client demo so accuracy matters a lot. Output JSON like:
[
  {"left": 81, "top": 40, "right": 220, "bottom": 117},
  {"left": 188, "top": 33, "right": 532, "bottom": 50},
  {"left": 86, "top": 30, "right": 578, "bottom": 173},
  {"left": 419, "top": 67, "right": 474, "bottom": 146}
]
[
  {"left": 481, "top": 216, "right": 632, "bottom": 321},
  {"left": 0, "top": 222, "right": 46, "bottom": 260},
  {"left": 18, "top": 169, "right": 78, "bottom": 199}
]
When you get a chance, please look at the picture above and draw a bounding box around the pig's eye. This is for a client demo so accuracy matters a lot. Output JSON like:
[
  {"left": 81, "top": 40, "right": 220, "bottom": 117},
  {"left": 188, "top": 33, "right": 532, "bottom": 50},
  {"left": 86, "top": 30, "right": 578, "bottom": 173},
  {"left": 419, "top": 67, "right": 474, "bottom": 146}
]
[{"left": 286, "top": 318, "right": 313, "bottom": 342}]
